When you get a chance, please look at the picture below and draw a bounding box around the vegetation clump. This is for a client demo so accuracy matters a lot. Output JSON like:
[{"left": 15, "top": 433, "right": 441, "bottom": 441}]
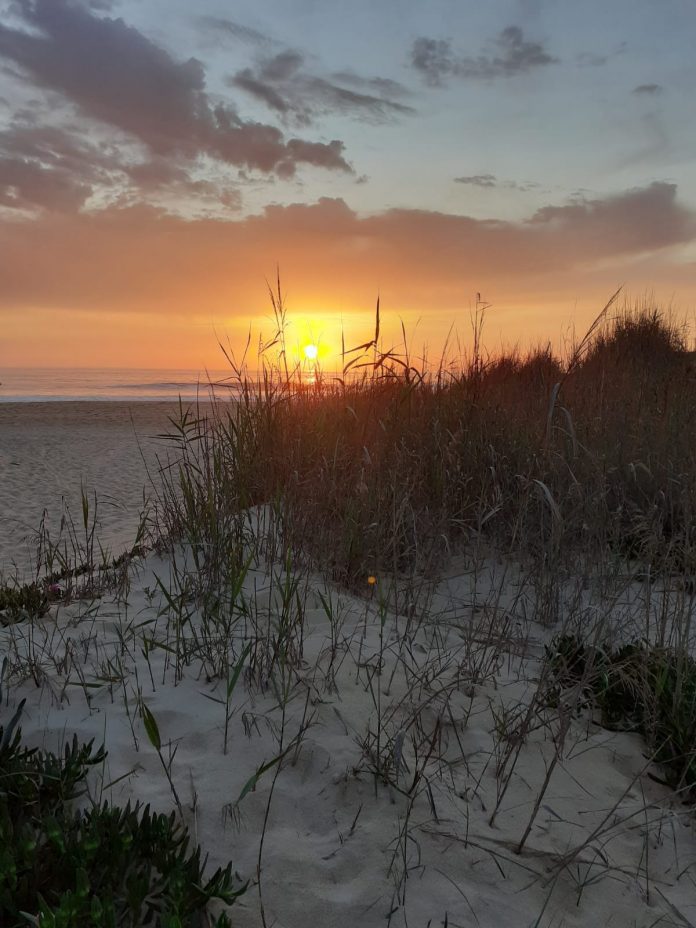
[
  {"left": 546, "top": 634, "right": 696, "bottom": 795},
  {"left": 0, "top": 702, "right": 246, "bottom": 926},
  {"left": 158, "top": 292, "right": 696, "bottom": 590},
  {"left": 0, "top": 582, "right": 49, "bottom": 625}
]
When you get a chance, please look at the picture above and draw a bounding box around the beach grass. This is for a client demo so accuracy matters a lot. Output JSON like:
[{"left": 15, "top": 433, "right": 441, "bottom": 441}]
[{"left": 159, "top": 290, "right": 696, "bottom": 594}]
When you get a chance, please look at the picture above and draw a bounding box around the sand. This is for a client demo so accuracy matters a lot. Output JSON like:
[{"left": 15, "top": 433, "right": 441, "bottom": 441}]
[
  {"left": 2, "top": 543, "right": 695, "bottom": 927},
  {"left": 0, "top": 402, "right": 194, "bottom": 578}
]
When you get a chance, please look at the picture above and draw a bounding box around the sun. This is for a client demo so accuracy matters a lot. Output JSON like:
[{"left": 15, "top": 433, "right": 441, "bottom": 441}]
[{"left": 303, "top": 343, "right": 319, "bottom": 361}]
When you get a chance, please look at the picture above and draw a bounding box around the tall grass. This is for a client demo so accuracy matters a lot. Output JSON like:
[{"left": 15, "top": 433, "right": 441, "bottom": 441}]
[{"left": 158, "top": 291, "right": 696, "bottom": 595}]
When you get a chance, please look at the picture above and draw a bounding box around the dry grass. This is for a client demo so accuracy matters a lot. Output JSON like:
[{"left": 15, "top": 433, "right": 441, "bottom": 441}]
[{"left": 157, "top": 290, "right": 696, "bottom": 594}]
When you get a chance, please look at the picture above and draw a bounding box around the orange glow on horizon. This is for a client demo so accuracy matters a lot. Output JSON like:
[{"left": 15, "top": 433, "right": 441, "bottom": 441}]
[{"left": 4, "top": 294, "right": 692, "bottom": 372}]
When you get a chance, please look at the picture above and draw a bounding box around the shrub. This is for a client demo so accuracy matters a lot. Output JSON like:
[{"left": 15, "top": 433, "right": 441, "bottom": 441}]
[
  {"left": 545, "top": 634, "right": 696, "bottom": 794},
  {"left": 0, "top": 583, "right": 49, "bottom": 625},
  {"left": 0, "top": 709, "right": 246, "bottom": 927}
]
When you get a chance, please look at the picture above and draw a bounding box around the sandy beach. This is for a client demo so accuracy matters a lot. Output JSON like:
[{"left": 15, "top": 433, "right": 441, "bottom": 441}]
[{"left": 0, "top": 402, "right": 188, "bottom": 578}]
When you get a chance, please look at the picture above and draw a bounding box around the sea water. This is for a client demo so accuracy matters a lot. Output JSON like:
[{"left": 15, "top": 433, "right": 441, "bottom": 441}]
[{"left": 0, "top": 367, "right": 243, "bottom": 402}]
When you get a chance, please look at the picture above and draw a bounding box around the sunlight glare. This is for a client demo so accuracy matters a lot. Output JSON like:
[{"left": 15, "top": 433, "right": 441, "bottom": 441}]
[{"left": 304, "top": 343, "right": 319, "bottom": 361}]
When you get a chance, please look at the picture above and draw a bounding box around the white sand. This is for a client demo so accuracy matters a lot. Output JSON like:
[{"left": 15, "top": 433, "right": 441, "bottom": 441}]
[
  {"left": 2, "top": 544, "right": 695, "bottom": 927},
  {"left": 0, "top": 402, "right": 199, "bottom": 578}
]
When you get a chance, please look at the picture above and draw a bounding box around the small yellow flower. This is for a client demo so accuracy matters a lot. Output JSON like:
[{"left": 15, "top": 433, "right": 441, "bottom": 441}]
[{"left": 367, "top": 575, "right": 377, "bottom": 586}]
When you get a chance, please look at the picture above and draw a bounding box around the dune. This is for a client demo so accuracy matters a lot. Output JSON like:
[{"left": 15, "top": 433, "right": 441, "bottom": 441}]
[{"left": 2, "top": 541, "right": 695, "bottom": 927}]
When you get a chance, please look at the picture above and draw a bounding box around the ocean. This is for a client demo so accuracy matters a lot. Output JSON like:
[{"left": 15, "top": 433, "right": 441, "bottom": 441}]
[{"left": 0, "top": 367, "right": 242, "bottom": 402}]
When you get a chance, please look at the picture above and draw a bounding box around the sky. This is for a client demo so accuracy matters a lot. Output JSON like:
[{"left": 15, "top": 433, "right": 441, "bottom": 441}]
[{"left": 1, "top": 0, "right": 695, "bottom": 368}]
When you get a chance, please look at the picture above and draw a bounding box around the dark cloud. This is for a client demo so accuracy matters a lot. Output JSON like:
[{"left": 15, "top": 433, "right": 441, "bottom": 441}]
[
  {"left": 633, "top": 83, "right": 663, "bottom": 95},
  {"left": 0, "top": 155, "right": 90, "bottom": 211},
  {"left": 230, "top": 51, "right": 415, "bottom": 126},
  {"left": 410, "top": 38, "right": 456, "bottom": 87},
  {"left": 233, "top": 71, "right": 292, "bottom": 116},
  {"left": 0, "top": 122, "right": 119, "bottom": 211},
  {"left": 330, "top": 71, "right": 411, "bottom": 99},
  {"left": 0, "top": 116, "right": 246, "bottom": 214},
  {"left": 411, "top": 26, "right": 557, "bottom": 86},
  {"left": 0, "top": 0, "right": 351, "bottom": 176}
]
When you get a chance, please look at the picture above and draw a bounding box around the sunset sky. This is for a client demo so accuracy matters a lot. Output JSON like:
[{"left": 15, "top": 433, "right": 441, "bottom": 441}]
[{"left": 1, "top": 0, "right": 695, "bottom": 368}]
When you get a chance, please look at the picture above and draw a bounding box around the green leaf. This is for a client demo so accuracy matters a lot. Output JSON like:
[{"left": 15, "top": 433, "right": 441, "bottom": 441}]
[
  {"left": 1, "top": 698, "right": 26, "bottom": 751},
  {"left": 141, "top": 703, "right": 161, "bottom": 751},
  {"left": 227, "top": 643, "right": 251, "bottom": 701}
]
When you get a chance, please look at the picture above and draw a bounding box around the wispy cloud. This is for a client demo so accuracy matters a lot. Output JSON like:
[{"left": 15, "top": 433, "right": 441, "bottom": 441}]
[
  {"left": 454, "top": 174, "right": 498, "bottom": 188},
  {"left": 230, "top": 50, "right": 415, "bottom": 127},
  {"left": 632, "top": 83, "right": 663, "bottom": 95},
  {"left": 196, "top": 16, "right": 272, "bottom": 47},
  {"left": 411, "top": 26, "right": 557, "bottom": 86},
  {"left": 454, "top": 174, "right": 539, "bottom": 191},
  {"left": 576, "top": 52, "right": 609, "bottom": 67}
]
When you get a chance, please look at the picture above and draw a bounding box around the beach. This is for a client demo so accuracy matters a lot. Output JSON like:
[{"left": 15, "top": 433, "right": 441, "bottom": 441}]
[{"left": 0, "top": 402, "right": 184, "bottom": 577}]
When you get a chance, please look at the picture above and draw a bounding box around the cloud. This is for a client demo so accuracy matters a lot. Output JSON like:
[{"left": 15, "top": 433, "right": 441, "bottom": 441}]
[
  {"left": 528, "top": 183, "right": 691, "bottom": 256},
  {"left": 1, "top": 183, "right": 692, "bottom": 321},
  {"left": 454, "top": 174, "right": 539, "bottom": 192},
  {"left": 576, "top": 52, "right": 609, "bottom": 67},
  {"left": 0, "top": 154, "right": 90, "bottom": 212},
  {"left": 410, "top": 38, "right": 458, "bottom": 87},
  {"left": 197, "top": 16, "right": 271, "bottom": 47},
  {"left": 454, "top": 174, "right": 498, "bottom": 188},
  {"left": 230, "top": 50, "right": 415, "bottom": 126},
  {"left": 411, "top": 26, "right": 557, "bottom": 86},
  {"left": 330, "top": 72, "right": 411, "bottom": 100},
  {"left": 633, "top": 83, "right": 663, "bottom": 95},
  {"left": 0, "top": 0, "right": 351, "bottom": 176},
  {"left": 0, "top": 120, "right": 125, "bottom": 212},
  {"left": 0, "top": 115, "right": 247, "bottom": 215}
]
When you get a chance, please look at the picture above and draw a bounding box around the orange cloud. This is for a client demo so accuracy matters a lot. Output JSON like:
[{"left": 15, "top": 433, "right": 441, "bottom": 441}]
[{"left": 1, "top": 184, "right": 695, "bottom": 367}]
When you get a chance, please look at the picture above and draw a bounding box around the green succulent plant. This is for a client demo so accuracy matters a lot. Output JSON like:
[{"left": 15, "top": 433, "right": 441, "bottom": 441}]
[
  {"left": 0, "top": 701, "right": 246, "bottom": 927},
  {"left": 0, "top": 583, "right": 49, "bottom": 625}
]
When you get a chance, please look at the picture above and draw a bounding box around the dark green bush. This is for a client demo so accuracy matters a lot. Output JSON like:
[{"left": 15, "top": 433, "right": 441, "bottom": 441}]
[
  {"left": 546, "top": 634, "right": 696, "bottom": 793},
  {"left": 0, "top": 583, "right": 49, "bottom": 625},
  {"left": 0, "top": 709, "right": 246, "bottom": 926}
]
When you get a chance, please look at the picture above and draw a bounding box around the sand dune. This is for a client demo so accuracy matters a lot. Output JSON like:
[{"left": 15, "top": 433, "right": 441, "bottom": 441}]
[{"left": 2, "top": 548, "right": 695, "bottom": 927}]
